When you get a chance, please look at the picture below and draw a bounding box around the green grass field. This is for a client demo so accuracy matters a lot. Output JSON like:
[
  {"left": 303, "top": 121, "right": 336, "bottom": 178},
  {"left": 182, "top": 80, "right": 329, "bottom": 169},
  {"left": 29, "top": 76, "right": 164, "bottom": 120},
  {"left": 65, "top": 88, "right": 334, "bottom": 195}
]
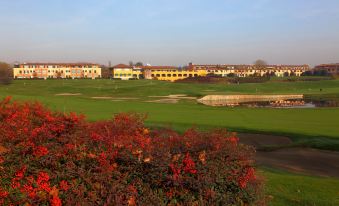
[{"left": 1, "top": 79, "right": 339, "bottom": 205}]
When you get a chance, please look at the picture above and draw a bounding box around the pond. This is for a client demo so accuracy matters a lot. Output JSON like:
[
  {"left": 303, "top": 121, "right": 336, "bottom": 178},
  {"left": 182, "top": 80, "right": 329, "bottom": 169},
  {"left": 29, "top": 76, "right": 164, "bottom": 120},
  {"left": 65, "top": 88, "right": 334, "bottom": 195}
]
[{"left": 197, "top": 95, "right": 339, "bottom": 108}]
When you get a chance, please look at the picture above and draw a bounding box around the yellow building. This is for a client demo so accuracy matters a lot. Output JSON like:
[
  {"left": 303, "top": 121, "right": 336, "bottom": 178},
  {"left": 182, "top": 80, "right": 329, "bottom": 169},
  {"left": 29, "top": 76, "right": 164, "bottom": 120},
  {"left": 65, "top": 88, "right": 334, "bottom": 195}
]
[
  {"left": 189, "top": 63, "right": 310, "bottom": 77},
  {"left": 13, "top": 63, "right": 102, "bottom": 79},
  {"left": 112, "top": 64, "right": 142, "bottom": 80},
  {"left": 143, "top": 66, "right": 201, "bottom": 82}
]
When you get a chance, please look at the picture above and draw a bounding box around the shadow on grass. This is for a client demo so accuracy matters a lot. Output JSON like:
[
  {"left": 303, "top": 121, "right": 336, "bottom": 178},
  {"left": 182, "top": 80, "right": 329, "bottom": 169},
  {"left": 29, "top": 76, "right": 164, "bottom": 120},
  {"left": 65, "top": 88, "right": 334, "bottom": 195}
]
[{"left": 146, "top": 122, "right": 339, "bottom": 152}]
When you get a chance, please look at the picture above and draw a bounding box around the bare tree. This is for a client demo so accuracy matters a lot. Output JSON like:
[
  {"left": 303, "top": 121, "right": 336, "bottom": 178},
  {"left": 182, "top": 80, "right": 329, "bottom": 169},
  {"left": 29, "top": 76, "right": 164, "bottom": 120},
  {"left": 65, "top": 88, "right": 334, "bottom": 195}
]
[
  {"left": 254, "top": 59, "right": 268, "bottom": 69},
  {"left": 0, "top": 62, "right": 12, "bottom": 85}
]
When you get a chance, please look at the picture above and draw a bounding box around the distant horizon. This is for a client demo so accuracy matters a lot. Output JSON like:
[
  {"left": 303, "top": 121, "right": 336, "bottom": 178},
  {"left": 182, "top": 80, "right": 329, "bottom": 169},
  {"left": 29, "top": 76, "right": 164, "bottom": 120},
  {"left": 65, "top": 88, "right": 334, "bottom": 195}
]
[{"left": 1, "top": 0, "right": 339, "bottom": 67}]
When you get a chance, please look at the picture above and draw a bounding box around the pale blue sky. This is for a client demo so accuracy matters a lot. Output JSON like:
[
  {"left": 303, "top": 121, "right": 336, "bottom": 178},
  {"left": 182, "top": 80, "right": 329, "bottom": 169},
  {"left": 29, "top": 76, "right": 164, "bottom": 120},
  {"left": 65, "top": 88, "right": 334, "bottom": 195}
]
[{"left": 0, "top": 0, "right": 339, "bottom": 66}]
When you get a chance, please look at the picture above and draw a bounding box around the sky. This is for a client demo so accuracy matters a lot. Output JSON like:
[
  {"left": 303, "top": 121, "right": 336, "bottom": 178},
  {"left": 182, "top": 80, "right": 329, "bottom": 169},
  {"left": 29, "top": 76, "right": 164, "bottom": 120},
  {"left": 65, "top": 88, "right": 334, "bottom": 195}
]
[{"left": 0, "top": 0, "right": 339, "bottom": 66}]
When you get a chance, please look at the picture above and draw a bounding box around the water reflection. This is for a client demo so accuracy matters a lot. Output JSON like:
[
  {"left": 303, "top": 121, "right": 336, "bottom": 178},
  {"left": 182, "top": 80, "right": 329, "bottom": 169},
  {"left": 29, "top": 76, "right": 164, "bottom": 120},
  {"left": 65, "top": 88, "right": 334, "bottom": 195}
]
[{"left": 199, "top": 99, "right": 338, "bottom": 108}]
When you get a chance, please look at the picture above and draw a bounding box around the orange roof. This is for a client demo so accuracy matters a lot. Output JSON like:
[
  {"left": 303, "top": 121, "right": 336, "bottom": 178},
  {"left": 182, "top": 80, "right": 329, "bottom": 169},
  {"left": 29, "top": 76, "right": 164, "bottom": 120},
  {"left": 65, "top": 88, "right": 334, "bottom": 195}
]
[
  {"left": 21, "top": 62, "right": 99, "bottom": 66},
  {"left": 141, "top": 66, "right": 178, "bottom": 70},
  {"left": 112, "top": 64, "right": 132, "bottom": 68}
]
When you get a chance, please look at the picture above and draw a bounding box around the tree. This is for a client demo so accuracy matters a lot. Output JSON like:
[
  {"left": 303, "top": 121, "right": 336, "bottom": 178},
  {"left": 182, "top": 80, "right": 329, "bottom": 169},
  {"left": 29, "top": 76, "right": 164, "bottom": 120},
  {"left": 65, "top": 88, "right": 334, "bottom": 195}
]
[
  {"left": 227, "top": 73, "right": 236, "bottom": 77},
  {"left": 135, "top": 62, "right": 144, "bottom": 67},
  {"left": 129, "top": 61, "right": 134, "bottom": 67},
  {"left": 101, "top": 66, "right": 111, "bottom": 79},
  {"left": 301, "top": 71, "right": 313, "bottom": 76},
  {"left": 0, "top": 62, "right": 12, "bottom": 85},
  {"left": 283, "top": 71, "right": 290, "bottom": 77},
  {"left": 254, "top": 59, "right": 268, "bottom": 70}
]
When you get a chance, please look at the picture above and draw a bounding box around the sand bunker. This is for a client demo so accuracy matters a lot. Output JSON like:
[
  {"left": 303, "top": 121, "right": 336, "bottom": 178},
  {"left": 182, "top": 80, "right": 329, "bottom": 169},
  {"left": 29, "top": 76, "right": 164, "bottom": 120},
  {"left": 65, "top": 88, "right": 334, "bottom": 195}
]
[
  {"left": 91, "top": 97, "right": 114, "bottom": 100},
  {"left": 91, "top": 97, "right": 139, "bottom": 100},
  {"left": 55, "top": 93, "right": 82, "bottom": 96},
  {"left": 239, "top": 133, "right": 339, "bottom": 178},
  {"left": 149, "top": 94, "right": 197, "bottom": 100},
  {"left": 146, "top": 99, "right": 179, "bottom": 104}
]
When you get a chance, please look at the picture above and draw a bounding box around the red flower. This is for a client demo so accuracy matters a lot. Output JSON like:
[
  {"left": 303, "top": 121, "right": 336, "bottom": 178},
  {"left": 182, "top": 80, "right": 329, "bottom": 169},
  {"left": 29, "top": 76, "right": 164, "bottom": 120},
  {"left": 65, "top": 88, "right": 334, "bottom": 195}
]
[
  {"left": 37, "top": 171, "right": 50, "bottom": 182},
  {"left": 21, "top": 184, "right": 36, "bottom": 198},
  {"left": 33, "top": 146, "right": 49, "bottom": 158},
  {"left": 59, "top": 180, "right": 69, "bottom": 191},
  {"left": 36, "top": 171, "right": 51, "bottom": 192},
  {"left": 50, "top": 194, "right": 62, "bottom": 206},
  {"left": 15, "top": 165, "right": 27, "bottom": 180},
  {"left": 39, "top": 182, "right": 51, "bottom": 192},
  {"left": 238, "top": 168, "right": 256, "bottom": 189},
  {"left": 182, "top": 153, "right": 197, "bottom": 174},
  {"left": 11, "top": 180, "right": 20, "bottom": 189},
  {"left": 90, "top": 132, "right": 102, "bottom": 141},
  {"left": 65, "top": 143, "right": 75, "bottom": 151},
  {"left": 0, "top": 188, "right": 9, "bottom": 198},
  {"left": 169, "top": 164, "right": 181, "bottom": 181},
  {"left": 227, "top": 136, "right": 239, "bottom": 145}
]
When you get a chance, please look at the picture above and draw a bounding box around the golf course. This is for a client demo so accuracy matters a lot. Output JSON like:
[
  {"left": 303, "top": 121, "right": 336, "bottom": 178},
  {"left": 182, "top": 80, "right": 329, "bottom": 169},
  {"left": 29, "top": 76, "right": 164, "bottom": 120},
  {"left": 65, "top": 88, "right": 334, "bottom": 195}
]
[{"left": 1, "top": 78, "right": 339, "bottom": 205}]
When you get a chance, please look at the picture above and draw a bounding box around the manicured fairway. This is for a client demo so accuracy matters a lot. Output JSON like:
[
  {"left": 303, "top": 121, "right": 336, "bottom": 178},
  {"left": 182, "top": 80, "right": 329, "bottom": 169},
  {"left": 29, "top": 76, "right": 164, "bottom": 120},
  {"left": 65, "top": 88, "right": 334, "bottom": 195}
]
[
  {"left": 1, "top": 79, "right": 339, "bottom": 206},
  {"left": 1, "top": 79, "right": 339, "bottom": 139}
]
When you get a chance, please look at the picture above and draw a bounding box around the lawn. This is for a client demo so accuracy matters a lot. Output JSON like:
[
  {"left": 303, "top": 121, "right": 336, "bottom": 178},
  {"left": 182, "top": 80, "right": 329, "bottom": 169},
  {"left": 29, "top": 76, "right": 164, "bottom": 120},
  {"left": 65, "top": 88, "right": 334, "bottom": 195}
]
[
  {"left": 262, "top": 168, "right": 339, "bottom": 206},
  {"left": 1, "top": 79, "right": 339, "bottom": 205}
]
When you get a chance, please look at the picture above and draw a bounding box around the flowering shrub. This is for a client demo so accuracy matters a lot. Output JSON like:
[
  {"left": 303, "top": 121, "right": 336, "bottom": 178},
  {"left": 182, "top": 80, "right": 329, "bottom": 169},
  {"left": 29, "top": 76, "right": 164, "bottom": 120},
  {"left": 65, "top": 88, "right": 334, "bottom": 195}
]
[{"left": 0, "top": 97, "right": 264, "bottom": 205}]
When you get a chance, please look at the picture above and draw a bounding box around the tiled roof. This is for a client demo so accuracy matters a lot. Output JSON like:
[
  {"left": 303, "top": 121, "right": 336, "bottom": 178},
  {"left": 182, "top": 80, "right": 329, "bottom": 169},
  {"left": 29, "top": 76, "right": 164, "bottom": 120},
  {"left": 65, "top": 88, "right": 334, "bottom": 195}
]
[
  {"left": 21, "top": 63, "right": 99, "bottom": 66},
  {"left": 112, "top": 64, "right": 132, "bottom": 68},
  {"left": 141, "top": 66, "right": 178, "bottom": 70}
]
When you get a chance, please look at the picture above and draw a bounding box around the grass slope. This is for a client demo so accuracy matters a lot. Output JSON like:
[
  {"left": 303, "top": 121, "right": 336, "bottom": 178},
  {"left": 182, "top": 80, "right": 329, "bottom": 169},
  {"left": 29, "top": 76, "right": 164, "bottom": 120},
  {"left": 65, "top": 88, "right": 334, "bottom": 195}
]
[{"left": 263, "top": 168, "right": 339, "bottom": 206}]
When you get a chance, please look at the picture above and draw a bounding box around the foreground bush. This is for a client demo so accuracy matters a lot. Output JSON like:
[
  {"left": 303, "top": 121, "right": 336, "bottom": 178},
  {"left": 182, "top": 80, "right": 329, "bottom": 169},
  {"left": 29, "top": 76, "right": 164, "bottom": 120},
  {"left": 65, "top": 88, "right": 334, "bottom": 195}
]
[{"left": 0, "top": 97, "right": 264, "bottom": 205}]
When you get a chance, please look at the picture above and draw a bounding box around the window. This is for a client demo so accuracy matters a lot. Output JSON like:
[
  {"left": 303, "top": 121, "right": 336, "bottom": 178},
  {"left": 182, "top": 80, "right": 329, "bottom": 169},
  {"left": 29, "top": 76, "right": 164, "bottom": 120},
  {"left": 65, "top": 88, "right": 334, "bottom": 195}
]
[
  {"left": 178, "top": 74, "right": 182, "bottom": 77},
  {"left": 151, "top": 74, "right": 155, "bottom": 77},
  {"left": 167, "top": 74, "right": 171, "bottom": 77},
  {"left": 156, "top": 74, "right": 160, "bottom": 77},
  {"left": 94, "top": 70, "right": 97, "bottom": 73},
  {"left": 162, "top": 74, "right": 166, "bottom": 77},
  {"left": 173, "top": 74, "right": 177, "bottom": 77},
  {"left": 183, "top": 74, "right": 187, "bottom": 77},
  {"left": 194, "top": 74, "right": 198, "bottom": 77}
]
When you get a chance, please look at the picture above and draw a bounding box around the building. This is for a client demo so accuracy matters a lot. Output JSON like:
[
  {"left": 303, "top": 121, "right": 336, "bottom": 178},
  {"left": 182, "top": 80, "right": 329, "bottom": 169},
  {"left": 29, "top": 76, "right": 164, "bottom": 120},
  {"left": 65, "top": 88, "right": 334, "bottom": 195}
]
[
  {"left": 142, "top": 66, "right": 200, "bottom": 81},
  {"left": 13, "top": 63, "right": 102, "bottom": 79},
  {"left": 111, "top": 64, "right": 201, "bottom": 81},
  {"left": 188, "top": 63, "right": 310, "bottom": 77},
  {"left": 111, "top": 64, "right": 142, "bottom": 80},
  {"left": 314, "top": 64, "right": 339, "bottom": 75}
]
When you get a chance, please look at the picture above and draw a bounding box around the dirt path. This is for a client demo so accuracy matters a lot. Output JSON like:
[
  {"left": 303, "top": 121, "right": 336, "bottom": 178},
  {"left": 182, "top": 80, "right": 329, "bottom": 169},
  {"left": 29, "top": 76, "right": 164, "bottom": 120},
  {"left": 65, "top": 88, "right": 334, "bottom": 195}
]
[{"left": 238, "top": 133, "right": 339, "bottom": 178}]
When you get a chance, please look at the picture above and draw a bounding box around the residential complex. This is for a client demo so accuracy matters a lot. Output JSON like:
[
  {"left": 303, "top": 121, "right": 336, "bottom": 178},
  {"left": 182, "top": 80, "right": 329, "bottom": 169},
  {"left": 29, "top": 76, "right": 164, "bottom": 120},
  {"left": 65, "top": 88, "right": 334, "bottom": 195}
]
[
  {"left": 11, "top": 62, "right": 315, "bottom": 81},
  {"left": 13, "top": 63, "right": 102, "bottom": 79},
  {"left": 314, "top": 63, "right": 339, "bottom": 75},
  {"left": 188, "top": 63, "right": 310, "bottom": 77},
  {"left": 111, "top": 63, "right": 310, "bottom": 81}
]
